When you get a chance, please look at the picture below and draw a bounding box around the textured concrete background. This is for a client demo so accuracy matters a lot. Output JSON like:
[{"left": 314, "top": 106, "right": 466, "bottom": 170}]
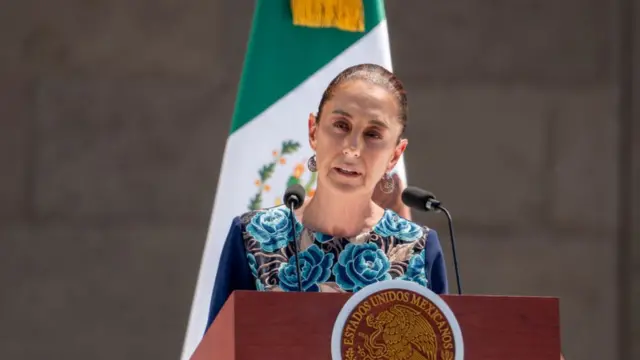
[{"left": 0, "top": 1, "right": 637, "bottom": 359}]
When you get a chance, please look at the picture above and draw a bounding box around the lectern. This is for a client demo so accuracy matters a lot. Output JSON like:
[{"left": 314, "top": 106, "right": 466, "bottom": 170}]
[{"left": 191, "top": 290, "right": 560, "bottom": 360}]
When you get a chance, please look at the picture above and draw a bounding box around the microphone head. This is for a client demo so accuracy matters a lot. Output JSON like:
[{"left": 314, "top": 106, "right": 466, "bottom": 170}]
[
  {"left": 401, "top": 186, "right": 440, "bottom": 212},
  {"left": 283, "top": 184, "right": 306, "bottom": 210}
]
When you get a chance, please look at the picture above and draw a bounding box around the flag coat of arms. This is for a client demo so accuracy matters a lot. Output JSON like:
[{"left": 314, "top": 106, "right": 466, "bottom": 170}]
[{"left": 181, "top": 1, "right": 407, "bottom": 358}]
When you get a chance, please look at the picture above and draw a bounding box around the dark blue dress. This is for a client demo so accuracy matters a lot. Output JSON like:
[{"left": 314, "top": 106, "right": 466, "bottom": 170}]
[{"left": 205, "top": 205, "right": 448, "bottom": 332}]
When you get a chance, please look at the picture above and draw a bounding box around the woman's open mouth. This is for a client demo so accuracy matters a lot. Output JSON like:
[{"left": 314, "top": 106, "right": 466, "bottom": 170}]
[{"left": 334, "top": 167, "right": 362, "bottom": 177}]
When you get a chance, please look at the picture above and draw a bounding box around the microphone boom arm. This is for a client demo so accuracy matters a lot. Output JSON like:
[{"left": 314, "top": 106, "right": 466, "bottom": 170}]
[
  {"left": 402, "top": 186, "right": 462, "bottom": 295},
  {"left": 438, "top": 205, "right": 462, "bottom": 295},
  {"left": 287, "top": 199, "right": 304, "bottom": 292}
]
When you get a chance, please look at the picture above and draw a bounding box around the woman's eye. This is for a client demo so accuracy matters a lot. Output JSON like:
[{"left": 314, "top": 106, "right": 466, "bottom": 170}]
[
  {"left": 366, "top": 131, "right": 382, "bottom": 139},
  {"left": 334, "top": 121, "right": 349, "bottom": 131}
]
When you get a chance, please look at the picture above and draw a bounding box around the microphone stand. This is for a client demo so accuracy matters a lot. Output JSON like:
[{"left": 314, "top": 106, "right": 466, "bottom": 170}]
[
  {"left": 288, "top": 202, "right": 304, "bottom": 292},
  {"left": 439, "top": 206, "right": 462, "bottom": 295},
  {"left": 424, "top": 197, "right": 462, "bottom": 295}
]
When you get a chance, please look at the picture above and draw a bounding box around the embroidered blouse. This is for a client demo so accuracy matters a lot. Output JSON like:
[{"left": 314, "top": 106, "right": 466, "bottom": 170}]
[{"left": 205, "top": 205, "right": 448, "bottom": 331}]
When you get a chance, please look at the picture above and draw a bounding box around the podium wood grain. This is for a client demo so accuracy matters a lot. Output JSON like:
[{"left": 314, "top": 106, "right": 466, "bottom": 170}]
[{"left": 191, "top": 291, "right": 560, "bottom": 360}]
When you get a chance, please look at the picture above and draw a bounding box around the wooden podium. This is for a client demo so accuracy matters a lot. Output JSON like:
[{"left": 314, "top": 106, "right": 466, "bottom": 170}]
[{"left": 190, "top": 291, "right": 560, "bottom": 360}]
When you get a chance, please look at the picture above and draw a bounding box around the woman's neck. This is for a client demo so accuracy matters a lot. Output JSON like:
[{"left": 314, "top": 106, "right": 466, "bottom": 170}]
[{"left": 299, "top": 186, "right": 383, "bottom": 238}]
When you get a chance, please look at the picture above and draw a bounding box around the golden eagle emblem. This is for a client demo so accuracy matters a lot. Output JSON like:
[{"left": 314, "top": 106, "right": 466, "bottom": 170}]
[
  {"left": 357, "top": 304, "right": 438, "bottom": 360},
  {"left": 336, "top": 287, "right": 460, "bottom": 360}
]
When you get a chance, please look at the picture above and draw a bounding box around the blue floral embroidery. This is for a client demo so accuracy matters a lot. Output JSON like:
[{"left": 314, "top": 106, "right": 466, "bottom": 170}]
[
  {"left": 314, "top": 232, "right": 334, "bottom": 243},
  {"left": 398, "top": 250, "right": 428, "bottom": 287},
  {"left": 278, "top": 244, "right": 335, "bottom": 292},
  {"left": 247, "top": 253, "right": 266, "bottom": 290},
  {"left": 374, "top": 210, "right": 424, "bottom": 241},
  {"left": 246, "top": 207, "right": 302, "bottom": 252},
  {"left": 333, "top": 243, "right": 391, "bottom": 292},
  {"left": 247, "top": 253, "right": 258, "bottom": 278}
]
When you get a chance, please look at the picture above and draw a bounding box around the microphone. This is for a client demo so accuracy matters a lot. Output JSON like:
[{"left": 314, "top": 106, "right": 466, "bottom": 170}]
[
  {"left": 282, "top": 184, "right": 306, "bottom": 292},
  {"left": 283, "top": 184, "right": 305, "bottom": 210},
  {"left": 401, "top": 186, "right": 462, "bottom": 295}
]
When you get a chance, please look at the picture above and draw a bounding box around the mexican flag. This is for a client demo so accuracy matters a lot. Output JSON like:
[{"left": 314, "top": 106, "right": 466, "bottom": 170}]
[{"left": 180, "top": 1, "right": 406, "bottom": 358}]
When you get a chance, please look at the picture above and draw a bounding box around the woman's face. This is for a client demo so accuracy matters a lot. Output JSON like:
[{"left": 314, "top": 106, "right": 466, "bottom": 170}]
[{"left": 308, "top": 79, "right": 407, "bottom": 195}]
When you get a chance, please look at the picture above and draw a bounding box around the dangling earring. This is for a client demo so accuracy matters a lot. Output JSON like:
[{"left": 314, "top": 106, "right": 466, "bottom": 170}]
[
  {"left": 307, "top": 154, "right": 317, "bottom": 172},
  {"left": 379, "top": 172, "right": 395, "bottom": 194}
]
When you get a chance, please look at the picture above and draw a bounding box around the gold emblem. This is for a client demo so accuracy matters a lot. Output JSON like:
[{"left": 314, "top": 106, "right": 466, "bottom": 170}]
[{"left": 341, "top": 289, "right": 456, "bottom": 360}]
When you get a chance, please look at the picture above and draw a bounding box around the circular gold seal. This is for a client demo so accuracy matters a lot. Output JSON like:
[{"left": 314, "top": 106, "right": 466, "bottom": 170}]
[{"left": 331, "top": 280, "right": 463, "bottom": 360}]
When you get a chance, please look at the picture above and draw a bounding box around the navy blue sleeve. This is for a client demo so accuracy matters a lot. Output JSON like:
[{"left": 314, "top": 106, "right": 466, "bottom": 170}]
[
  {"left": 424, "top": 229, "right": 449, "bottom": 295},
  {"left": 204, "top": 217, "right": 255, "bottom": 333}
]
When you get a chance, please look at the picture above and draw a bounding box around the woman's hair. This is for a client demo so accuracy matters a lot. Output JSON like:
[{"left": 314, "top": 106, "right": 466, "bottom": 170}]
[{"left": 316, "top": 63, "right": 408, "bottom": 134}]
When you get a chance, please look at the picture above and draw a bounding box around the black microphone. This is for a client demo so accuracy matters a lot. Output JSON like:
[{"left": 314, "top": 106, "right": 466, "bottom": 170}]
[
  {"left": 402, "top": 186, "right": 462, "bottom": 295},
  {"left": 283, "top": 184, "right": 306, "bottom": 292}
]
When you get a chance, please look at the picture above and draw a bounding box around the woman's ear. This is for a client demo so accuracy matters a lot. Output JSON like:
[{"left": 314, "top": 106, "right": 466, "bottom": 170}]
[
  {"left": 308, "top": 113, "right": 318, "bottom": 151},
  {"left": 387, "top": 138, "right": 408, "bottom": 172}
]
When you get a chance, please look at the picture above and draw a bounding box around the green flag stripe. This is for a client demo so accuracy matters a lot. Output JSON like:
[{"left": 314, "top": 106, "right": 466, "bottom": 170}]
[{"left": 229, "top": 0, "right": 386, "bottom": 134}]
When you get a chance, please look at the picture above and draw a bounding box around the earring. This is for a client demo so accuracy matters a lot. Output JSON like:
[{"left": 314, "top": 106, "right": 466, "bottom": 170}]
[
  {"left": 307, "top": 154, "right": 317, "bottom": 172},
  {"left": 379, "top": 172, "right": 395, "bottom": 194}
]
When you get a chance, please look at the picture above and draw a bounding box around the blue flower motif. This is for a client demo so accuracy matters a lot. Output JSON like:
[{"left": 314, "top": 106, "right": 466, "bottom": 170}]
[
  {"left": 247, "top": 253, "right": 258, "bottom": 278},
  {"left": 314, "top": 232, "right": 334, "bottom": 243},
  {"left": 278, "top": 244, "right": 334, "bottom": 292},
  {"left": 333, "top": 243, "right": 391, "bottom": 292},
  {"left": 398, "top": 250, "right": 428, "bottom": 287},
  {"left": 246, "top": 207, "right": 302, "bottom": 252},
  {"left": 374, "top": 210, "right": 424, "bottom": 241},
  {"left": 247, "top": 253, "right": 266, "bottom": 290}
]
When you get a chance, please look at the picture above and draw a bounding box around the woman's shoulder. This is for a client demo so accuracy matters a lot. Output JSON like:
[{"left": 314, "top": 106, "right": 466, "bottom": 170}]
[
  {"left": 234, "top": 204, "right": 292, "bottom": 223},
  {"left": 373, "top": 208, "right": 434, "bottom": 242},
  {"left": 231, "top": 205, "right": 302, "bottom": 251},
  {"left": 223, "top": 205, "right": 295, "bottom": 241}
]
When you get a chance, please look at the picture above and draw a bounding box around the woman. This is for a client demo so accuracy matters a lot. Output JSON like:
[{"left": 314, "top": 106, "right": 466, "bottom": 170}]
[{"left": 205, "top": 64, "right": 448, "bottom": 330}]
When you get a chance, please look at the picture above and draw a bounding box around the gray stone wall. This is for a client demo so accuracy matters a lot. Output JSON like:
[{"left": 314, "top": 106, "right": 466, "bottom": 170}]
[
  {"left": 1, "top": 1, "right": 636, "bottom": 359},
  {"left": 384, "top": 1, "right": 624, "bottom": 359},
  {"left": 624, "top": 0, "right": 640, "bottom": 358}
]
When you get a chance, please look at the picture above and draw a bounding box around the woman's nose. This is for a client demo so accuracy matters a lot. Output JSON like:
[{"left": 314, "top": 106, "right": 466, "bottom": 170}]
[
  {"left": 343, "top": 147, "right": 360, "bottom": 158},
  {"left": 343, "top": 136, "right": 362, "bottom": 157}
]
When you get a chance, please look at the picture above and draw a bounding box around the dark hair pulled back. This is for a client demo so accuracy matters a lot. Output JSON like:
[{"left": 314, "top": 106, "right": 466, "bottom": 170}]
[{"left": 316, "top": 63, "right": 408, "bottom": 134}]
